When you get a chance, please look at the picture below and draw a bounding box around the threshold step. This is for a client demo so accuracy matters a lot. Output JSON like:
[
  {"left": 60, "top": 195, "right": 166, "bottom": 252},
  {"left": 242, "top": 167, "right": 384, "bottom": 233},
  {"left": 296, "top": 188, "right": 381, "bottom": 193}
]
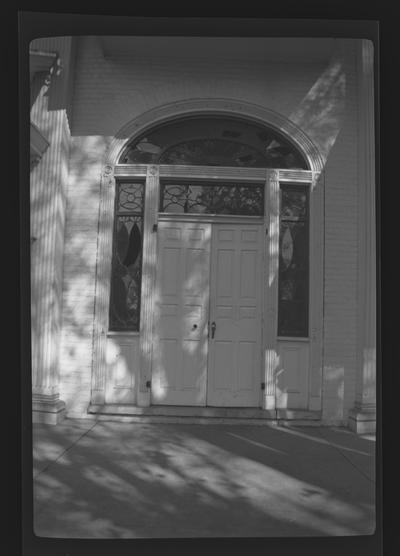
[
  {"left": 88, "top": 404, "right": 276, "bottom": 419},
  {"left": 88, "top": 404, "right": 322, "bottom": 422},
  {"left": 92, "top": 414, "right": 280, "bottom": 426}
]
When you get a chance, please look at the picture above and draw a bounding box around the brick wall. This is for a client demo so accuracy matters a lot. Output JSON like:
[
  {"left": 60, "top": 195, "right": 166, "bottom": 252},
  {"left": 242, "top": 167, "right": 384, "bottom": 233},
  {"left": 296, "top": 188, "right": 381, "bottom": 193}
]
[{"left": 58, "top": 36, "right": 360, "bottom": 419}]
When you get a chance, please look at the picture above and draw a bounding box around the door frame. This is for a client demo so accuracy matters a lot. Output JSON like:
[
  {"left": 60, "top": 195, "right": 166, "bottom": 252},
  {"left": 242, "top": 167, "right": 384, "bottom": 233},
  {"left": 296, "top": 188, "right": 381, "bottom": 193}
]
[{"left": 92, "top": 163, "right": 324, "bottom": 413}]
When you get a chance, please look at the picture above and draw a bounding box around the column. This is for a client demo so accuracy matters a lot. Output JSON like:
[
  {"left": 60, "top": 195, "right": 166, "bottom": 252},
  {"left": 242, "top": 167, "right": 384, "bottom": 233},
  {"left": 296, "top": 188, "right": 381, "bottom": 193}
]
[
  {"left": 349, "top": 39, "right": 377, "bottom": 434},
  {"left": 30, "top": 37, "right": 74, "bottom": 423}
]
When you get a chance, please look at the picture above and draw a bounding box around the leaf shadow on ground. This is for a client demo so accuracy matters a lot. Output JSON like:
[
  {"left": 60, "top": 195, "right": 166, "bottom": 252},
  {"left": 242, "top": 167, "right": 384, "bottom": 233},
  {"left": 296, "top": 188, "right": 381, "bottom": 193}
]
[{"left": 33, "top": 422, "right": 375, "bottom": 539}]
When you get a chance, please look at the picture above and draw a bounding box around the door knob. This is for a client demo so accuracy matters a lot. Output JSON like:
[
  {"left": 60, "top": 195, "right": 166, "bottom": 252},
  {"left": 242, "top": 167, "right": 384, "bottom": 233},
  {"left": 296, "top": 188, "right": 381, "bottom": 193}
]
[
  {"left": 211, "top": 321, "right": 216, "bottom": 339},
  {"left": 192, "top": 324, "right": 198, "bottom": 330}
]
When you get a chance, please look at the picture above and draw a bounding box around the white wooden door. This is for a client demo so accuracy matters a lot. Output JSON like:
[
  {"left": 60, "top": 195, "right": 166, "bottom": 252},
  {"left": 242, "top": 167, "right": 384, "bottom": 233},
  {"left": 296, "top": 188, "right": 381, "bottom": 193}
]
[
  {"left": 207, "top": 224, "right": 263, "bottom": 407},
  {"left": 151, "top": 221, "right": 211, "bottom": 405}
]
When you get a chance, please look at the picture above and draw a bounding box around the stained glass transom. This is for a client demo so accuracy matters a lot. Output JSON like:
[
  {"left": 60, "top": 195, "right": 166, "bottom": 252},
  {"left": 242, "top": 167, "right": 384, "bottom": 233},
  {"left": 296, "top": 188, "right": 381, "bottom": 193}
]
[
  {"left": 160, "top": 182, "right": 264, "bottom": 216},
  {"left": 278, "top": 184, "right": 309, "bottom": 337},
  {"left": 119, "top": 117, "right": 309, "bottom": 169},
  {"left": 109, "top": 182, "right": 145, "bottom": 331}
]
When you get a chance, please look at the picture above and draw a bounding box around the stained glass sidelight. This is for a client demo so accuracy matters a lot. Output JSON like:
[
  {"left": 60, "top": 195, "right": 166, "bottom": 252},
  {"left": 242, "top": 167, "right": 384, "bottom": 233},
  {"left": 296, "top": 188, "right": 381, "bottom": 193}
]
[
  {"left": 278, "top": 184, "right": 309, "bottom": 337},
  {"left": 119, "top": 117, "right": 309, "bottom": 169},
  {"left": 160, "top": 182, "right": 264, "bottom": 216},
  {"left": 109, "top": 182, "right": 145, "bottom": 331}
]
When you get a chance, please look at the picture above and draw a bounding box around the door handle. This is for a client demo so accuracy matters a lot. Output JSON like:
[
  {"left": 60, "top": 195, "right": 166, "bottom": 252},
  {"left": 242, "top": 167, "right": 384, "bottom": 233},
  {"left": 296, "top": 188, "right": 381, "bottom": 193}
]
[{"left": 211, "top": 321, "right": 216, "bottom": 339}]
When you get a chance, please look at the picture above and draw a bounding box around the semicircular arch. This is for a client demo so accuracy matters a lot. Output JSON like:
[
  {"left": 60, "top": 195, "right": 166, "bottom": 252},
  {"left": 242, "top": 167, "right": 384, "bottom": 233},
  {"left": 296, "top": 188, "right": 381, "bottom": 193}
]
[{"left": 104, "top": 99, "right": 324, "bottom": 173}]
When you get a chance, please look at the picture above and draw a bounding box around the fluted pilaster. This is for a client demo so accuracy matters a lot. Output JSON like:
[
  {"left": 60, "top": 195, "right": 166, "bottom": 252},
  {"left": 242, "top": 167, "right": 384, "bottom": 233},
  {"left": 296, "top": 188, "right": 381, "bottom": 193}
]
[
  {"left": 91, "top": 165, "right": 116, "bottom": 405},
  {"left": 137, "top": 165, "right": 160, "bottom": 406},
  {"left": 264, "top": 170, "right": 280, "bottom": 411},
  {"left": 349, "top": 39, "right": 377, "bottom": 434}
]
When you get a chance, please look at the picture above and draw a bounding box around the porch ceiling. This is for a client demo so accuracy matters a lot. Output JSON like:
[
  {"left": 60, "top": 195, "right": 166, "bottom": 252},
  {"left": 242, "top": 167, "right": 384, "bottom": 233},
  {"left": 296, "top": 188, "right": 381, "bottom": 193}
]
[{"left": 98, "top": 36, "right": 335, "bottom": 63}]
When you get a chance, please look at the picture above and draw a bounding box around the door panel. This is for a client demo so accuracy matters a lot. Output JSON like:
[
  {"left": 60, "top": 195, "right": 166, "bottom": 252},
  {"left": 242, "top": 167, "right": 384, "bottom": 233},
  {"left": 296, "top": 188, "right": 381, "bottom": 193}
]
[
  {"left": 207, "top": 224, "right": 263, "bottom": 407},
  {"left": 152, "top": 221, "right": 211, "bottom": 405}
]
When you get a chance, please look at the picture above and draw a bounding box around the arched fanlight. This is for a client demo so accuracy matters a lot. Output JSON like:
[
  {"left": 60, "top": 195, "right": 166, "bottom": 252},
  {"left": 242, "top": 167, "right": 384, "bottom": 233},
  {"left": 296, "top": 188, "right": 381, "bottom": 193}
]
[{"left": 119, "top": 116, "right": 309, "bottom": 170}]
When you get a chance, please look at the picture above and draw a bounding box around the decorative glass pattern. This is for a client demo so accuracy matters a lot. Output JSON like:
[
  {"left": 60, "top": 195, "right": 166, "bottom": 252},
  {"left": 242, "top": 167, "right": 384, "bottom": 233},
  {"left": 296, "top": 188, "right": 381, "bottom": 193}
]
[
  {"left": 159, "top": 139, "right": 266, "bottom": 167},
  {"left": 119, "top": 117, "right": 309, "bottom": 169},
  {"left": 160, "top": 182, "right": 264, "bottom": 216},
  {"left": 278, "top": 185, "right": 309, "bottom": 337},
  {"left": 117, "top": 182, "right": 145, "bottom": 213},
  {"left": 109, "top": 183, "right": 145, "bottom": 331}
]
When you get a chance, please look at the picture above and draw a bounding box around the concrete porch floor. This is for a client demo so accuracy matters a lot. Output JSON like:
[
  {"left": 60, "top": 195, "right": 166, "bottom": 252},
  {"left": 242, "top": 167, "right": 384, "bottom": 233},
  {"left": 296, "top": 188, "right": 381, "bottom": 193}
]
[{"left": 32, "top": 419, "right": 376, "bottom": 539}]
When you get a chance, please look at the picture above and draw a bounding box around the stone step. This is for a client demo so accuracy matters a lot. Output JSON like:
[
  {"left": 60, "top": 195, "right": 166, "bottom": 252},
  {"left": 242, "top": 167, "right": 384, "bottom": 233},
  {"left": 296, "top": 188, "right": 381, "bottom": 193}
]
[{"left": 87, "top": 404, "right": 322, "bottom": 424}]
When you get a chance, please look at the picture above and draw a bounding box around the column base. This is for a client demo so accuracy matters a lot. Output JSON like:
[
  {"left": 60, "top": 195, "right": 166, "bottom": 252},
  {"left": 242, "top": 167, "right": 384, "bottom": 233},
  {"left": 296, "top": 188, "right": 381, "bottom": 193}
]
[
  {"left": 348, "top": 407, "right": 376, "bottom": 434},
  {"left": 32, "top": 398, "right": 66, "bottom": 425}
]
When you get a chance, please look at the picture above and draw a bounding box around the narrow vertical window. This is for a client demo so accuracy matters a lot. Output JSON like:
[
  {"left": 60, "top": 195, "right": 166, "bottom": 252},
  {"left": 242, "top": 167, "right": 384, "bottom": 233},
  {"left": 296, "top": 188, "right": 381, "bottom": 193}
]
[
  {"left": 109, "top": 182, "right": 145, "bottom": 331},
  {"left": 278, "top": 184, "right": 309, "bottom": 337}
]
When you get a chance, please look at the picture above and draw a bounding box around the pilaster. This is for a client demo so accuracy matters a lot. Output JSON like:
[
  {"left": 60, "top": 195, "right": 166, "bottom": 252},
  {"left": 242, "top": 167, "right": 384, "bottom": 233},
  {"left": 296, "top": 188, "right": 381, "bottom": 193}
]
[
  {"left": 264, "top": 169, "right": 279, "bottom": 410},
  {"left": 137, "top": 165, "right": 160, "bottom": 406},
  {"left": 349, "top": 39, "right": 377, "bottom": 434},
  {"left": 309, "top": 170, "right": 324, "bottom": 411},
  {"left": 91, "top": 165, "right": 116, "bottom": 405}
]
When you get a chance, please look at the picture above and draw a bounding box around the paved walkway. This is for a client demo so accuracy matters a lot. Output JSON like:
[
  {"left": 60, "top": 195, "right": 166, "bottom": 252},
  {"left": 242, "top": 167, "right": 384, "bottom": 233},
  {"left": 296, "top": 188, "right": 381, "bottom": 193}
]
[{"left": 32, "top": 419, "right": 376, "bottom": 538}]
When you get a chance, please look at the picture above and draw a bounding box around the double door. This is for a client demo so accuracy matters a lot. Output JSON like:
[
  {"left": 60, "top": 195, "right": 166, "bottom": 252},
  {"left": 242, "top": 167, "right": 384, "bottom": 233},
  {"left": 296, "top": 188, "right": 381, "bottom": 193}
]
[{"left": 151, "top": 219, "right": 264, "bottom": 407}]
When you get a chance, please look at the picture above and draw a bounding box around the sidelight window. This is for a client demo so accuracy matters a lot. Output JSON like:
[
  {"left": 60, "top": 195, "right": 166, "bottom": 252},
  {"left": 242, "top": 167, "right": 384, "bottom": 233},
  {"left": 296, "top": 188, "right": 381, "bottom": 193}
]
[
  {"left": 109, "top": 182, "right": 145, "bottom": 331},
  {"left": 278, "top": 184, "right": 309, "bottom": 337}
]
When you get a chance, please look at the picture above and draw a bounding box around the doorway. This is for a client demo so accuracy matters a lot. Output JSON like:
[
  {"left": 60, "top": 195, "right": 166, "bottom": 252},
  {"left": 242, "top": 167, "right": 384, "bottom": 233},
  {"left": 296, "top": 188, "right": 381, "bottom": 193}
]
[{"left": 151, "top": 218, "right": 264, "bottom": 407}]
